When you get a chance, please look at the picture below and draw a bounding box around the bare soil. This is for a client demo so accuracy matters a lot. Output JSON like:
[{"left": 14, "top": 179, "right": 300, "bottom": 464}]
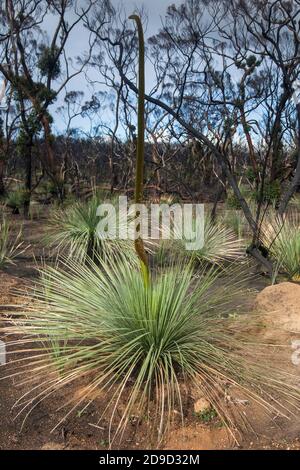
[{"left": 1, "top": 214, "right": 300, "bottom": 450}]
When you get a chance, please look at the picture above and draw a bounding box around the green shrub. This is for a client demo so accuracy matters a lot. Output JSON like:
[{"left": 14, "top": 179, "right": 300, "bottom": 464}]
[
  {"left": 226, "top": 185, "right": 251, "bottom": 210},
  {"left": 252, "top": 180, "right": 281, "bottom": 204},
  {"left": 46, "top": 195, "right": 140, "bottom": 263},
  {"left": 172, "top": 214, "right": 243, "bottom": 266},
  {"left": 262, "top": 212, "right": 300, "bottom": 280},
  {"left": 6, "top": 189, "right": 29, "bottom": 214},
  {"left": 48, "top": 180, "right": 63, "bottom": 198},
  {"left": 226, "top": 192, "right": 243, "bottom": 210},
  {"left": 245, "top": 167, "right": 256, "bottom": 184},
  {"left": 223, "top": 210, "right": 247, "bottom": 240},
  {"left": 0, "top": 216, "right": 26, "bottom": 267},
  {"left": 291, "top": 194, "right": 300, "bottom": 210}
]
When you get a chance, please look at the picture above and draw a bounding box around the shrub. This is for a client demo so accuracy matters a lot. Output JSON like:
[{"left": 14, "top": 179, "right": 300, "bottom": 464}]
[
  {"left": 262, "top": 212, "right": 300, "bottom": 280},
  {"left": 48, "top": 179, "right": 65, "bottom": 198},
  {"left": 245, "top": 167, "right": 256, "bottom": 184},
  {"left": 226, "top": 185, "right": 251, "bottom": 210},
  {"left": 0, "top": 216, "right": 26, "bottom": 268},
  {"left": 6, "top": 189, "right": 29, "bottom": 214},
  {"left": 46, "top": 195, "right": 149, "bottom": 263},
  {"left": 252, "top": 180, "right": 281, "bottom": 204},
  {"left": 3, "top": 256, "right": 300, "bottom": 445},
  {"left": 172, "top": 214, "right": 243, "bottom": 266}
]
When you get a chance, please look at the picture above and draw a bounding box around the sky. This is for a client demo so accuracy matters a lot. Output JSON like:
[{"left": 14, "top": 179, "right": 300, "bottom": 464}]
[
  {"left": 0, "top": 1, "right": 184, "bottom": 134},
  {"left": 51, "top": 0, "right": 183, "bottom": 134},
  {"left": 113, "top": 0, "right": 180, "bottom": 35}
]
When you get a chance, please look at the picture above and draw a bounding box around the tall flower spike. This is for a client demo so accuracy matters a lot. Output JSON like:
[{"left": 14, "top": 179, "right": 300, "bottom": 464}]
[{"left": 129, "top": 14, "right": 149, "bottom": 286}]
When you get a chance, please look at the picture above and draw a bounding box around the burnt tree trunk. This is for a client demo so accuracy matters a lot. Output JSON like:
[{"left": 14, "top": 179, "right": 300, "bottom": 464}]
[
  {"left": 0, "top": 159, "right": 5, "bottom": 197},
  {"left": 279, "top": 103, "right": 300, "bottom": 214},
  {"left": 23, "top": 135, "right": 33, "bottom": 217}
]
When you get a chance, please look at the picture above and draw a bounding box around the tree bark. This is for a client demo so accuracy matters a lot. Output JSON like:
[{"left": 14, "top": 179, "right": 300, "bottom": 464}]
[
  {"left": 0, "top": 159, "right": 5, "bottom": 197},
  {"left": 278, "top": 103, "right": 300, "bottom": 214},
  {"left": 23, "top": 136, "right": 33, "bottom": 217}
]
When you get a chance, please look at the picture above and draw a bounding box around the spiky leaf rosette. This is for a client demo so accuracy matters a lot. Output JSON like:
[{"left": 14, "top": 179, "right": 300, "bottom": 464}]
[
  {"left": 262, "top": 211, "right": 300, "bottom": 280},
  {"left": 1, "top": 257, "right": 300, "bottom": 445},
  {"left": 46, "top": 196, "right": 141, "bottom": 263},
  {"left": 158, "top": 214, "right": 243, "bottom": 266},
  {"left": 0, "top": 216, "right": 27, "bottom": 268}
]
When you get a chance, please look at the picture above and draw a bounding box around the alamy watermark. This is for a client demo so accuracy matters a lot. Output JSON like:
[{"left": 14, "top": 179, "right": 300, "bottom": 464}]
[
  {"left": 291, "top": 339, "right": 300, "bottom": 366},
  {"left": 0, "top": 340, "right": 6, "bottom": 366},
  {"left": 96, "top": 196, "right": 204, "bottom": 251}
]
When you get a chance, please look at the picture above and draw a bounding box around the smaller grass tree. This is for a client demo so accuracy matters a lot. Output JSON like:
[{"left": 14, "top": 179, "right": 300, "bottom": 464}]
[
  {"left": 0, "top": 216, "right": 26, "bottom": 268},
  {"left": 46, "top": 195, "right": 136, "bottom": 263},
  {"left": 262, "top": 212, "right": 300, "bottom": 280},
  {"left": 155, "top": 214, "right": 243, "bottom": 267}
]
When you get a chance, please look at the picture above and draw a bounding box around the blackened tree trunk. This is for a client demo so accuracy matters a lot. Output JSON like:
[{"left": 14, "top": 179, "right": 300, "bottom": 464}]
[
  {"left": 23, "top": 135, "right": 33, "bottom": 217},
  {"left": 0, "top": 121, "right": 5, "bottom": 197},
  {"left": 279, "top": 103, "right": 300, "bottom": 214},
  {"left": 0, "top": 159, "right": 5, "bottom": 197}
]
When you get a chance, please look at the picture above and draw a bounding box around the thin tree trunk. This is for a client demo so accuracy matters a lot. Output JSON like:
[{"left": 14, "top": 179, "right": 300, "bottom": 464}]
[
  {"left": 23, "top": 136, "right": 33, "bottom": 217},
  {"left": 278, "top": 104, "right": 300, "bottom": 214},
  {"left": 211, "top": 170, "right": 226, "bottom": 221},
  {"left": 0, "top": 159, "right": 5, "bottom": 197},
  {"left": 41, "top": 115, "right": 55, "bottom": 172}
]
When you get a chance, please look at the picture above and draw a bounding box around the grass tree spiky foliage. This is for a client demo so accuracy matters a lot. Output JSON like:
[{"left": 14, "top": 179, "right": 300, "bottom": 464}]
[
  {"left": 196, "top": 216, "right": 244, "bottom": 264},
  {"left": 223, "top": 210, "right": 248, "bottom": 241},
  {"left": 157, "top": 214, "right": 244, "bottom": 267},
  {"left": 1, "top": 255, "right": 300, "bottom": 445},
  {"left": 0, "top": 216, "right": 26, "bottom": 268},
  {"left": 6, "top": 189, "right": 29, "bottom": 215},
  {"left": 291, "top": 194, "right": 300, "bottom": 210},
  {"left": 46, "top": 195, "right": 136, "bottom": 263},
  {"left": 262, "top": 211, "right": 300, "bottom": 280}
]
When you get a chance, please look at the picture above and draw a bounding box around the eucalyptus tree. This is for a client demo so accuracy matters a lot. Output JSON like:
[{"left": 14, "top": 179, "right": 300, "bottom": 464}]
[
  {"left": 0, "top": 113, "right": 5, "bottom": 196},
  {"left": 210, "top": 0, "right": 300, "bottom": 211},
  {"left": 0, "top": 0, "right": 95, "bottom": 199},
  {"left": 0, "top": 82, "right": 22, "bottom": 198},
  {"left": 149, "top": 0, "right": 300, "bottom": 206}
]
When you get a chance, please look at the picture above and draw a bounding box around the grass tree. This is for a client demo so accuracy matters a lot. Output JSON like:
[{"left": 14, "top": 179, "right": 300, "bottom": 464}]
[
  {"left": 155, "top": 214, "right": 244, "bottom": 267},
  {"left": 0, "top": 216, "right": 26, "bottom": 268},
  {"left": 46, "top": 195, "right": 136, "bottom": 263},
  {"left": 262, "top": 212, "right": 300, "bottom": 281},
  {"left": 2, "top": 256, "right": 300, "bottom": 445}
]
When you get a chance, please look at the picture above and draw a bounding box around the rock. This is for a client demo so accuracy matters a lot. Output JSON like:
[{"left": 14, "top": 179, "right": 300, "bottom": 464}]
[
  {"left": 255, "top": 282, "right": 300, "bottom": 334},
  {"left": 194, "top": 397, "right": 211, "bottom": 414},
  {"left": 254, "top": 282, "right": 300, "bottom": 371}
]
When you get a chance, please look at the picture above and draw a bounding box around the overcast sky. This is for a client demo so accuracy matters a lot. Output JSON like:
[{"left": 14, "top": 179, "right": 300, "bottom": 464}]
[
  {"left": 111, "top": 0, "right": 179, "bottom": 34},
  {"left": 51, "top": 0, "right": 183, "bottom": 133}
]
